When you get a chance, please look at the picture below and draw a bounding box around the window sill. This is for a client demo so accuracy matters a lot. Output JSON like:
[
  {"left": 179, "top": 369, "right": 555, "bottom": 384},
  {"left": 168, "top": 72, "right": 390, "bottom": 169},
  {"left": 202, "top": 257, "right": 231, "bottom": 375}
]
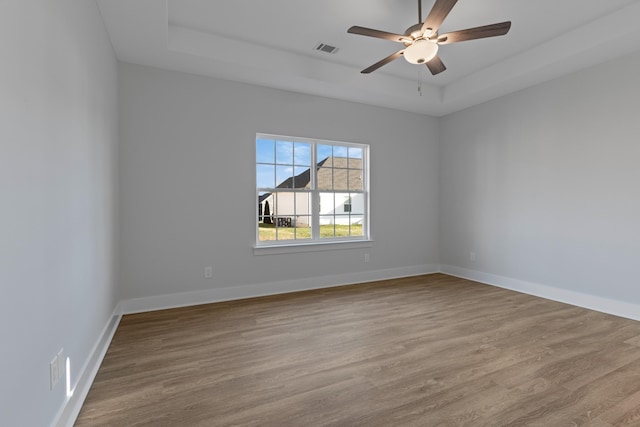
[{"left": 253, "top": 239, "right": 373, "bottom": 255}]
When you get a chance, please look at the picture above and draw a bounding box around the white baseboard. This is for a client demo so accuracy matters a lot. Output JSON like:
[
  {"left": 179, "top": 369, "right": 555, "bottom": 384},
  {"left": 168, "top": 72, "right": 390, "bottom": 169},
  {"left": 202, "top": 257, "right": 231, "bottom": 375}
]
[
  {"left": 119, "top": 264, "right": 440, "bottom": 314},
  {"left": 440, "top": 264, "right": 640, "bottom": 322},
  {"left": 52, "top": 309, "right": 122, "bottom": 427}
]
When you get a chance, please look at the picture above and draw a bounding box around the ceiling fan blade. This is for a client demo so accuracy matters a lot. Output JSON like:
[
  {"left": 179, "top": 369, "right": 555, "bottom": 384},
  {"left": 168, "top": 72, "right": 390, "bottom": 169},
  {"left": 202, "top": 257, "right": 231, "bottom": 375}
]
[
  {"left": 425, "top": 55, "right": 446, "bottom": 75},
  {"left": 348, "top": 26, "right": 410, "bottom": 43},
  {"left": 421, "top": 0, "right": 458, "bottom": 35},
  {"left": 438, "top": 21, "right": 512, "bottom": 45},
  {"left": 361, "top": 50, "right": 404, "bottom": 74}
]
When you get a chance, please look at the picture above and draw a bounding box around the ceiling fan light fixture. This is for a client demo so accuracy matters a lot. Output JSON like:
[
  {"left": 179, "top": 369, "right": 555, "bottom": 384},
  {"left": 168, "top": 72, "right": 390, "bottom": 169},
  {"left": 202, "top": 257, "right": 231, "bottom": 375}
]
[{"left": 403, "top": 39, "right": 438, "bottom": 64}]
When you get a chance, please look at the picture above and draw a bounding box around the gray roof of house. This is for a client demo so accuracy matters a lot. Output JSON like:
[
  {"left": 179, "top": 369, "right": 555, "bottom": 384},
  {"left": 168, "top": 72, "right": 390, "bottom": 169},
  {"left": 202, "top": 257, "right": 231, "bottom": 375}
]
[{"left": 276, "top": 157, "right": 362, "bottom": 191}]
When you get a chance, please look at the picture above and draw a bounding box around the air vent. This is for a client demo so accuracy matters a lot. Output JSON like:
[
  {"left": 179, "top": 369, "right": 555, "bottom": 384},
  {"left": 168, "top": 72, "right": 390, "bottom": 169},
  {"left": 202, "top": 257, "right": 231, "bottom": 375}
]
[{"left": 315, "top": 43, "right": 339, "bottom": 54}]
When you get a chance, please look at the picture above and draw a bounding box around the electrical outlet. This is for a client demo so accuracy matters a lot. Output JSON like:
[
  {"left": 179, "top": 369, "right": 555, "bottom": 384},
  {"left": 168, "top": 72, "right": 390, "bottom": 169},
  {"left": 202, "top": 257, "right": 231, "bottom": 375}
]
[
  {"left": 50, "top": 348, "right": 65, "bottom": 390},
  {"left": 470, "top": 251, "right": 476, "bottom": 262},
  {"left": 204, "top": 266, "right": 213, "bottom": 278},
  {"left": 364, "top": 253, "right": 370, "bottom": 263},
  {"left": 50, "top": 356, "right": 59, "bottom": 390}
]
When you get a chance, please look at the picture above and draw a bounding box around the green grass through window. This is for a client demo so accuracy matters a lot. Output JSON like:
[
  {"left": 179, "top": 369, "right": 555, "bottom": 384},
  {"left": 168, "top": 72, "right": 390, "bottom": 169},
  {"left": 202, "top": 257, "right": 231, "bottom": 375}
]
[{"left": 259, "top": 223, "right": 363, "bottom": 241}]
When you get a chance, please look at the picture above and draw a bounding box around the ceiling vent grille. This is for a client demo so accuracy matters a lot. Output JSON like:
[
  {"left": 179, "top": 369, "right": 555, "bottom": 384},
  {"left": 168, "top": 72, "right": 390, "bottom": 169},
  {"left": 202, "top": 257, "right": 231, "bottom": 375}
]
[{"left": 315, "top": 43, "right": 339, "bottom": 54}]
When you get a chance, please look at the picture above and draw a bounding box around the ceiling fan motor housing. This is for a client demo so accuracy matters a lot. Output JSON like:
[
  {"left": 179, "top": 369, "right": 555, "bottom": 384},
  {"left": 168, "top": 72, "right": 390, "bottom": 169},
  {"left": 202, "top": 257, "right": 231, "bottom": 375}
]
[{"left": 404, "top": 23, "right": 433, "bottom": 39}]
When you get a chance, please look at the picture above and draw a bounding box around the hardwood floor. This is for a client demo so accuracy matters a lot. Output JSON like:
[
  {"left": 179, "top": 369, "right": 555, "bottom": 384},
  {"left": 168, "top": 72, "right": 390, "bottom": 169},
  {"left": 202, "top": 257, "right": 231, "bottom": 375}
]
[{"left": 75, "top": 274, "right": 640, "bottom": 426}]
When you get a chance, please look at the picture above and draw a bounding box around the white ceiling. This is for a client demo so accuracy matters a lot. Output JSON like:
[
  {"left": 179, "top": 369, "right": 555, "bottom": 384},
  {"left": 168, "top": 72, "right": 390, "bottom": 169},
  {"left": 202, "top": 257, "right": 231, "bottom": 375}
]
[{"left": 97, "top": 0, "right": 640, "bottom": 116}]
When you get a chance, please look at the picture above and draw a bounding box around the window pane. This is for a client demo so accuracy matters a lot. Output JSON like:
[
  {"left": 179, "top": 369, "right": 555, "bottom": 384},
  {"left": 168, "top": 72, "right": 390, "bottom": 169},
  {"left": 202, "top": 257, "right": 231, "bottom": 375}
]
[
  {"left": 350, "top": 217, "right": 364, "bottom": 236},
  {"left": 294, "top": 142, "right": 311, "bottom": 166},
  {"left": 260, "top": 195, "right": 274, "bottom": 222},
  {"left": 295, "top": 192, "right": 311, "bottom": 217},
  {"left": 258, "top": 224, "right": 276, "bottom": 241},
  {"left": 317, "top": 144, "right": 332, "bottom": 162},
  {"left": 317, "top": 164, "right": 333, "bottom": 190},
  {"left": 294, "top": 216, "right": 311, "bottom": 239},
  {"left": 275, "top": 166, "right": 293, "bottom": 188},
  {"left": 270, "top": 193, "right": 278, "bottom": 219},
  {"left": 350, "top": 193, "right": 364, "bottom": 215},
  {"left": 258, "top": 192, "right": 275, "bottom": 241},
  {"left": 336, "top": 193, "right": 350, "bottom": 211},
  {"left": 276, "top": 140, "right": 293, "bottom": 165},
  {"left": 275, "top": 192, "right": 295, "bottom": 216},
  {"left": 319, "top": 192, "right": 336, "bottom": 215},
  {"left": 348, "top": 157, "right": 362, "bottom": 169},
  {"left": 334, "top": 214, "right": 350, "bottom": 225},
  {"left": 348, "top": 146, "right": 363, "bottom": 161},
  {"left": 258, "top": 192, "right": 268, "bottom": 223},
  {"left": 333, "top": 168, "right": 349, "bottom": 191},
  {"left": 274, "top": 226, "right": 294, "bottom": 240},
  {"left": 330, "top": 157, "right": 347, "bottom": 168},
  {"left": 334, "top": 216, "right": 351, "bottom": 236},
  {"left": 319, "top": 214, "right": 333, "bottom": 225},
  {"left": 319, "top": 217, "right": 335, "bottom": 238},
  {"left": 348, "top": 169, "right": 363, "bottom": 191},
  {"left": 256, "top": 165, "right": 275, "bottom": 188},
  {"left": 333, "top": 145, "right": 348, "bottom": 158},
  {"left": 293, "top": 166, "right": 311, "bottom": 189},
  {"left": 256, "top": 138, "right": 274, "bottom": 164}
]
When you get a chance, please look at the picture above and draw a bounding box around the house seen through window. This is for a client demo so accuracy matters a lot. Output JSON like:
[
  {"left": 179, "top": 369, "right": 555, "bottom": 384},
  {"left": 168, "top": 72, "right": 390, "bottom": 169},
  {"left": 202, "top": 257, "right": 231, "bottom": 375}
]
[{"left": 256, "top": 134, "right": 369, "bottom": 244}]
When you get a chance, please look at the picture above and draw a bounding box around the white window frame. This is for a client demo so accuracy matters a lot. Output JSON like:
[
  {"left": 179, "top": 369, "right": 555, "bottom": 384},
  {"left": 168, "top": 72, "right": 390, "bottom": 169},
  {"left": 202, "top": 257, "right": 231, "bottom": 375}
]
[{"left": 254, "top": 133, "right": 371, "bottom": 252}]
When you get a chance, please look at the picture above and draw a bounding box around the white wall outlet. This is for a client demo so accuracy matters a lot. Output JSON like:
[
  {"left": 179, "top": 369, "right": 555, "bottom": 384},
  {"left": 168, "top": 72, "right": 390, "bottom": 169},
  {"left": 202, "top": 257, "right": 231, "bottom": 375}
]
[
  {"left": 204, "top": 266, "right": 213, "bottom": 278},
  {"left": 50, "top": 356, "right": 59, "bottom": 390},
  {"left": 50, "top": 348, "right": 65, "bottom": 390},
  {"left": 364, "top": 253, "right": 370, "bottom": 263},
  {"left": 470, "top": 251, "right": 476, "bottom": 262}
]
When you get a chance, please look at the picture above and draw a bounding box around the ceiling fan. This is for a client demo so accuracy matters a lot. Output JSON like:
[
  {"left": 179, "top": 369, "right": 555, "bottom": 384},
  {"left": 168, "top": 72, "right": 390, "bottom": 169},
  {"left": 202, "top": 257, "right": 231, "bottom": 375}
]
[{"left": 347, "top": 0, "right": 511, "bottom": 75}]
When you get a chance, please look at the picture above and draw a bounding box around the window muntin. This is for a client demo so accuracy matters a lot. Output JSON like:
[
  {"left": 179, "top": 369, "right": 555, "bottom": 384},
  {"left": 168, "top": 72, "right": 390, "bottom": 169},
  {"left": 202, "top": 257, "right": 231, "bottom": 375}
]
[{"left": 256, "top": 134, "right": 368, "bottom": 245}]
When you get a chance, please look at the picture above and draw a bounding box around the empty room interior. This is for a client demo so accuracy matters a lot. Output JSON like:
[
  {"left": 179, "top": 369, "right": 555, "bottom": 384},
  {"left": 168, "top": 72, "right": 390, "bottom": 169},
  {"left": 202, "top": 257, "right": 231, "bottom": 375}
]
[{"left": 3, "top": 0, "right": 640, "bottom": 426}]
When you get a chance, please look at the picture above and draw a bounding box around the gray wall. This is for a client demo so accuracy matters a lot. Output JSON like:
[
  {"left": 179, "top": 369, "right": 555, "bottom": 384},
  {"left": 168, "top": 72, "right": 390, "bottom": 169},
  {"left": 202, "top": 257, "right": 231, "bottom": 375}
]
[
  {"left": 440, "top": 50, "right": 640, "bottom": 304},
  {"left": 118, "top": 62, "right": 440, "bottom": 301},
  {"left": 0, "top": 1, "right": 119, "bottom": 426}
]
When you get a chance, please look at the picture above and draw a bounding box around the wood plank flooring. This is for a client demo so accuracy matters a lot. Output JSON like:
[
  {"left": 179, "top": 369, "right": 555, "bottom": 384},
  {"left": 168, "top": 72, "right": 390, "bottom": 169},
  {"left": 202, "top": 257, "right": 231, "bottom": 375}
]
[{"left": 75, "top": 274, "right": 640, "bottom": 426}]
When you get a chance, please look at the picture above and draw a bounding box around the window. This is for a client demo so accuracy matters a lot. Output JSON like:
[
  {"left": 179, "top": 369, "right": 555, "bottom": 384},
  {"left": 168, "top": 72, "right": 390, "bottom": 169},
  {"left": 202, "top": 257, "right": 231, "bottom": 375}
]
[{"left": 256, "top": 134, "right": 369, "bottom": 245}]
